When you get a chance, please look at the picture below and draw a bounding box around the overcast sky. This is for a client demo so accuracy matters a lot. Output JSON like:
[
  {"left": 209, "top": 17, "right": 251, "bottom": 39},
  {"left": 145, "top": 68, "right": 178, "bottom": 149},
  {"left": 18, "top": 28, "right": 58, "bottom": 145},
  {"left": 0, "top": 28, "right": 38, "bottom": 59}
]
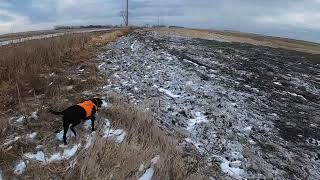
[{"left": 0, "top": 0, "right": 320, "bottom": 42}]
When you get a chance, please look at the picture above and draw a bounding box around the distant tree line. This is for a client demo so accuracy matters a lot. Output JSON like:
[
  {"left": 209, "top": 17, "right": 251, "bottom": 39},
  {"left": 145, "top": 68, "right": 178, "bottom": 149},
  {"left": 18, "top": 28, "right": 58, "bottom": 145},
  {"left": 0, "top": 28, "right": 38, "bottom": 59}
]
[{"left": 54, "top": 25, "right": 120, "bottom": 30}]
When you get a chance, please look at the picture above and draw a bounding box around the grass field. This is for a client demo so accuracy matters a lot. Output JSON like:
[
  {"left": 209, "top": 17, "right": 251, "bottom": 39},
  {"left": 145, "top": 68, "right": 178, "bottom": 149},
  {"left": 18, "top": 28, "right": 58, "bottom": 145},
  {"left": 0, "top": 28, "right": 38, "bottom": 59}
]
[{"left": 155, "top": 27, "right": 320, "bottom": 54}]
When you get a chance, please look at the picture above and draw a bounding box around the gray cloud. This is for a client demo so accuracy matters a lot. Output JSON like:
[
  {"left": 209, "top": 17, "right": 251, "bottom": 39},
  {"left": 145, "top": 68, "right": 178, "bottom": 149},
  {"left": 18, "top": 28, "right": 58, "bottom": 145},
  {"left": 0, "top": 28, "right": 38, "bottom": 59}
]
[{"left": 0, "top": 0, "right": 319, "bottom": 42}]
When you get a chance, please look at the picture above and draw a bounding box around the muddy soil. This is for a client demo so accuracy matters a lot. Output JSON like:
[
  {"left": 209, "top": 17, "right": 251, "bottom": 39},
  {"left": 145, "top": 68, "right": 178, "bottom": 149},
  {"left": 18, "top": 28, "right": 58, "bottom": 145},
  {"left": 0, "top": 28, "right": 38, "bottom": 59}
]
[{"left": 98, "top": 30, "right": 320, "bottom": 179}]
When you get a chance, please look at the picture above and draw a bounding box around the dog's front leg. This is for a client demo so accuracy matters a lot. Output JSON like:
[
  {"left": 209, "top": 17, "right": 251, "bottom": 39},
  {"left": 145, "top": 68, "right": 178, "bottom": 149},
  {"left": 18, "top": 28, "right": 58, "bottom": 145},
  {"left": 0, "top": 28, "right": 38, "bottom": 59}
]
[{"left": 91, "top": 116, "right": 96, "bottom": 132}]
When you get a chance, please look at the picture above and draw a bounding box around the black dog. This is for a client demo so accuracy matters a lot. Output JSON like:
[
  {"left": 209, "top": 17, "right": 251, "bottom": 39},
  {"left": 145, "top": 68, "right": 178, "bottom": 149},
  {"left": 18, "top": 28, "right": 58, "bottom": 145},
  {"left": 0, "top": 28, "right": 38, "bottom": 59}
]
[{"left": 50, "top": 98, "right": 103, "bottom": 144}]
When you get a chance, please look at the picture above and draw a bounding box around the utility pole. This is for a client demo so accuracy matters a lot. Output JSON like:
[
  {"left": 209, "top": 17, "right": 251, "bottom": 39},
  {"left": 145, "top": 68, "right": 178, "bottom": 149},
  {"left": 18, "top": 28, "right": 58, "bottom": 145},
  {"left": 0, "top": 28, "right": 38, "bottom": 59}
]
[{"left": 126, "top": 0, "right": 129, "bottom": 26}]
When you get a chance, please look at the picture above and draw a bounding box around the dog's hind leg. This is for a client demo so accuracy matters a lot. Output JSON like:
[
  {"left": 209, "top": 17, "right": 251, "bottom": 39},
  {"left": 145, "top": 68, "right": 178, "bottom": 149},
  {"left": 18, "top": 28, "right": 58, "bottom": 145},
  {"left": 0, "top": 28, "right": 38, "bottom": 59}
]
[
  {"left": 70, "top": 122, "right": 80, "bottom": 136},
  {"left": 63, "top": 119, "right": 69, "bottom": 145}
]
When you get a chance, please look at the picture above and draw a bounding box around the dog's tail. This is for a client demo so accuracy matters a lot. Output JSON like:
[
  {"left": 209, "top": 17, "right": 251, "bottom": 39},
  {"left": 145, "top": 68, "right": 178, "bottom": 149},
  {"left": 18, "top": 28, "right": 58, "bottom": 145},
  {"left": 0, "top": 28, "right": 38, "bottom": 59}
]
[{"left": 49, "top": 110, "right": 63, "bottom": 115}]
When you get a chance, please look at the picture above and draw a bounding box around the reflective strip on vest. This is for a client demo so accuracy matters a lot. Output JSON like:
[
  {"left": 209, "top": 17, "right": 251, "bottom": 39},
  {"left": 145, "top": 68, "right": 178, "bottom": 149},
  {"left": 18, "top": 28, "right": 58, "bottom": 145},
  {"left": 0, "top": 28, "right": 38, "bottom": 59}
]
[{"left": 78, "top": 100, "right": 96, "bottom": 118}]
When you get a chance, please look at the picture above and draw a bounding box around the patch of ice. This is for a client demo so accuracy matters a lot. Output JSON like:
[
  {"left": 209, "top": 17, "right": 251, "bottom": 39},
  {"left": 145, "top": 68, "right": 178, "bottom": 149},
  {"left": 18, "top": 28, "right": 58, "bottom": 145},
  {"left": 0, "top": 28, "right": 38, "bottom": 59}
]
[
  {"left": 63, "top": 144, "right": 80, "bottom": 159},
  {"left": 158, "top": 88, "right": 181, "bottom": 98},
  {"left": 16, "top": 116, "right": 25, "bottom": 123},
  {"left": 187, "top": 112, "right": 208, "bottom": 130},
  {"left": 48, "top": 153, "right": 63, "bottom": 162},
  {"left": 56, "top": 129, "right": 75, "bottom": 142},
  {"left": 14, "top": 161, "right": 26, "bottom": 175},
  {"left": 220, "top": 159, "right": 244, "bottom": 179},
  {"left": 138, "top": 168, "right": 154, "bottom": 180},
  {"left": 27, "top": 132, "right": 38, "bottom": 139},
  {"left": 151, "top": 155, "right": 160, "bottom": 165},
  {"left": 24, "top": 151, "right": 46, "bottom": 164}
]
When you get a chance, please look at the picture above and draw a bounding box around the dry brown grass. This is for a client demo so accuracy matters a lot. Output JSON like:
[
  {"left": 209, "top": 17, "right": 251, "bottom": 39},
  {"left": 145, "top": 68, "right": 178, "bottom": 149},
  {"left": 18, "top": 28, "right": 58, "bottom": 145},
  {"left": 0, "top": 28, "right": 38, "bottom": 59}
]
[
  {"left": 78, "top": 95, "right": 212, "bottom": 180},
  {"left": 0, "top": 28, "right": 132, "bottom": 112},
  {"left": 91, "top": 28, "right": 132, "bottom": 47},
  {"left": 0, "top": 28, "right": 133, "bottom": 179},
  {"left": 0, "top": 33, "right": 90, "bottom": 111},
  {"left": 155, "top": 27, "right": 320, "bottom": 55}
]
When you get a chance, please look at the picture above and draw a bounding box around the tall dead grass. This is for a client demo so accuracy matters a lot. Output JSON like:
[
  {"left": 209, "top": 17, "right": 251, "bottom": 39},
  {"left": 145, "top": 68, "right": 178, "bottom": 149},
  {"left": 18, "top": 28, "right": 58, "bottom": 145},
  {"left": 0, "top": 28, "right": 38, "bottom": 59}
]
[
  {"left": 0, "top": 34, "right": 90, "bottom": 111},
  {"left": 0, "top": 29, "right": 132, "bottom": 112},
  {"left": 78, "top": 95, "right": 207, "bottom": 180}
]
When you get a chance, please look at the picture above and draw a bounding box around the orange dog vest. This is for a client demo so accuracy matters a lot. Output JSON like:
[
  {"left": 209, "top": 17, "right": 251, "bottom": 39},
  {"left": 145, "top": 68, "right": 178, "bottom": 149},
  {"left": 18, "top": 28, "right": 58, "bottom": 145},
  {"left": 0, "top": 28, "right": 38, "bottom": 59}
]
[{"left": 78, "top": 100, "right": 96, "bottom": 118}]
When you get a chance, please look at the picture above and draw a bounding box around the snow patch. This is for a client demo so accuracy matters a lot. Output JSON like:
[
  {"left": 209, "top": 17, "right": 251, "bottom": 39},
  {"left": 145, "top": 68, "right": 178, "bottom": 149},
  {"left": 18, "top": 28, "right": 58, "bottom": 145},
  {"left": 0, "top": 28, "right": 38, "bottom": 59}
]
[
  {"left": 66, "top": 85, "right": 73, "bottom": 90},
  {"left": 56, "top": 129, "right": 75, "bottom": 142},
  {"left": 48, "top": 144, "right": 80, "bottom": 162},
  {"left": 151, "top": 155, "right": 160, "bottom": 165},
  {"left": 16, "top": 116, "right": 25, "bottom": 123},
  {"left": 98, "top": 62, "right": 106, "bottom": 68},
  {"left": 14, "top": 161, "right": 26, "bottom": 175},
  {"left": 284, "top": 91, "right": 307, "bottom": 100},
  {"left": 220, "top": 158, "right": 244, "bottom": 179},
  {"left": 240, "top": 126, "right": 252, "bottom": 135},
  {"left": 101, "top": 100, "right": 109, "bottom": 109},
  {"left": 138, "top": 168, "right": 154, "bottom": 180},
  {"left": 63, "top": 144, "right": 81, "bottom": 159},
  {"left": 85, "top": 132, "right": 96, "bottom": 149},
  {"left": 31, "top": 111, "right": 38, "bottom": 120},
  {"left": 158, "top": 88, "right": 181, "bottom": 98},
  {"left": 273, "top": 82, "right": 282, "bottom": 86},
  {"left": 24, "top": 151, "right": 46, "bottom": 164},
  {"left": 27, "top": 132, "right": 38, "bottom": 139},
  {"left": 187, "top": 112, "right": 208, "bottom": 130},
  {"left": 48, "top": 153, "right": 63, "bottom": 162},
  {"left": 103, "top": 119, "right": 126, "bottom": 143},
  {"left": 0, "top": 168, "right": 3, "bottom": 180},
  {"left": 139, "top": 164, "right": 145, "bottom": 171}
]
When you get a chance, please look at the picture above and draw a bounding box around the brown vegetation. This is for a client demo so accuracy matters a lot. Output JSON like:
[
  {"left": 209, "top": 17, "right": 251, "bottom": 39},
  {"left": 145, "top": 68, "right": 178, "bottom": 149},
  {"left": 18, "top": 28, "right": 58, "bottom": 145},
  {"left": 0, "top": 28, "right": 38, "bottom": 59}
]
[
  {"left": 0, "top": 28, "right": 133, "bottom": 179},
  {"left": 78, "top": 95, "right": 210, "bottom": 180},
  {"left": 155, "top": 27, "right": 320, "bottom": 54}
]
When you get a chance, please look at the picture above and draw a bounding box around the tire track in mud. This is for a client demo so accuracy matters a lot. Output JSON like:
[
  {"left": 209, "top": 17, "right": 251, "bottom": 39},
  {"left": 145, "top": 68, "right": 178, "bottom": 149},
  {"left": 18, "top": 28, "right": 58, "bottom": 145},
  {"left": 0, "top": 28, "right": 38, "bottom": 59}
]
[{"left": 98, "top": 31, "right": 320, "bottom": 179}]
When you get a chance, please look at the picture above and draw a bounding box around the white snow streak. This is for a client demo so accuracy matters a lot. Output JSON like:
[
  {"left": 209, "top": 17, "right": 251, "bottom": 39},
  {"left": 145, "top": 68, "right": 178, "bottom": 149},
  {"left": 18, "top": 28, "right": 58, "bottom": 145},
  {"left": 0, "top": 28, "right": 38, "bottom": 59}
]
[{"left": 158, "top": 88, "right": 181, "bottom": 98}]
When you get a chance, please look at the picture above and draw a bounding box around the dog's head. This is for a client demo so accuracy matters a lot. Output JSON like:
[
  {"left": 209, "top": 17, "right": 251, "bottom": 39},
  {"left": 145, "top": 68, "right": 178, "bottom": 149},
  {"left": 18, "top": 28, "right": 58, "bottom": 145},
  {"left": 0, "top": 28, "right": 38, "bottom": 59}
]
[{"left": 91, "top": 98, "right": 103, "bottom": 107}]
